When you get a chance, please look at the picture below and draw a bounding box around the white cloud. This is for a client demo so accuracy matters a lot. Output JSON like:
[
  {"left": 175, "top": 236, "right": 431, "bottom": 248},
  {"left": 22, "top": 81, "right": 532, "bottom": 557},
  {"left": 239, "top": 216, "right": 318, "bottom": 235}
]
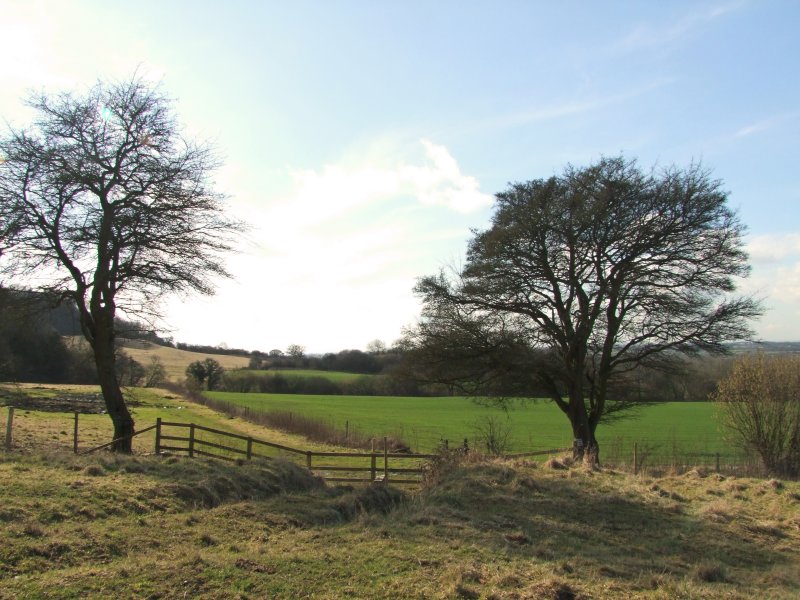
[
  {"left": 164, "top": 138, "right": 492, "bottom": 352},
  {"left": 616, "top": 1, "right": 746, "bottom": 53},
  {"left": 734, "top": 111, "right": 800, "bottom": 138},
  {"left": 280, "top": 138, "right": 493, "bottom": 219},
  {"left": 473, "top": 77, "right": 676, "bottom": 133},
  {"left": 738, "top": 233, "right": 800, "bottom": 340},
  {"left": 747, "top": 233, "right": 800, "bottom": 264}
]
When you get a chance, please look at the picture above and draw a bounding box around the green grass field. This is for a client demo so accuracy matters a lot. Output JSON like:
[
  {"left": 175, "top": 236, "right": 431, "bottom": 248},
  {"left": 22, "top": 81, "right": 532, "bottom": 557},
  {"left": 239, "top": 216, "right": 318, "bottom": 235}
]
[
  {"left": 206, "top": 392, "right": 740, "bottom": 463},
  {"left": 228, "top": 369, "right": 375, "bottom": 382}
]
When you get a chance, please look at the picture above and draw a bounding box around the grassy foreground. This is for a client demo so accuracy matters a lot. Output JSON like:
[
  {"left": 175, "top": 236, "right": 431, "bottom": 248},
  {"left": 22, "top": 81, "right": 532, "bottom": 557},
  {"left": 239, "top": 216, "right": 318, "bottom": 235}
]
[{"left": 0, "top": 450, "right": 798, "bottom": 599}]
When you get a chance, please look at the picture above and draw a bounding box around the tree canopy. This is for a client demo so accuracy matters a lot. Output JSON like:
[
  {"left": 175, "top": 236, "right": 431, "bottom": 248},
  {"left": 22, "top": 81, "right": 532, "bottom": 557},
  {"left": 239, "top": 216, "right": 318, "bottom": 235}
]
[
  {"left": 406, "top": 156, "right": 761, "bottom": 463},
  {"left": 0, "top": 76, "right": 243, "bottom": 450}
]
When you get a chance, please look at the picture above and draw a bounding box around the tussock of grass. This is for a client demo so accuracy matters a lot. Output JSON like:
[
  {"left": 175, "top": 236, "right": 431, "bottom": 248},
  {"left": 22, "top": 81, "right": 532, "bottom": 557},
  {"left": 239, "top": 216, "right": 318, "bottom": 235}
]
[
  {"left": 334, "top": 484, "right": 406, "bottom": 521},
  {"left": 544, "top": 455, "right": 573, "bottom": 470},
  {"left": 699, "top": 499, "right": 735, "bottom": 522},
  {"left": 693, "top": 561, "right": 728, "bottom": 583}
]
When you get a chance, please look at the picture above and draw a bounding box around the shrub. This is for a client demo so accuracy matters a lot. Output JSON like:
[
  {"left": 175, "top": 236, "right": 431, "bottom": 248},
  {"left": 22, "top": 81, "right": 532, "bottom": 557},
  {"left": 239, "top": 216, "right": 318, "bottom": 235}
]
[
  {"left": 186, "top": 358, "right": 225, "bottom": 391},
  {"left": 143, "top": 356, "right": 167, "bottom": 387},
  {"left": 713, "top": 353, "right": 800, "bottom": 477},
  {"left": 471, "top": 415, "right": 513, "bottom": 455}
]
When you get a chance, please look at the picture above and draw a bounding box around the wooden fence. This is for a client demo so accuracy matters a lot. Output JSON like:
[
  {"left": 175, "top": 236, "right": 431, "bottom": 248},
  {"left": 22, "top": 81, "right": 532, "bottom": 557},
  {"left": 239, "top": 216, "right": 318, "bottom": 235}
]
[
  {"left": 12, "top": 405, "right": 752, "bottom": 480},
  {"left": 154, "top": 418, "right": 437, "bottom": 484},
  {"left": 0, "top": 407, "right": 566, "bottom": 485}
]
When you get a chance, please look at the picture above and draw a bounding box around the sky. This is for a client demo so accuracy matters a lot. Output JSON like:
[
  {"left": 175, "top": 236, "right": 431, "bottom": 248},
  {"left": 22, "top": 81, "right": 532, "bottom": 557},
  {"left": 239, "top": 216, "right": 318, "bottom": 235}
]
[{"left": 1, "top": 0, "right": 799, "bottom": 353}]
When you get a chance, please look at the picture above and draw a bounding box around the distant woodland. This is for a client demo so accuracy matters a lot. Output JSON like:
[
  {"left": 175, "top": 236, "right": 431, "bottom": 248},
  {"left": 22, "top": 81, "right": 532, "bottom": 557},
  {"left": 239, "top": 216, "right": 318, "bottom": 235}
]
[{"left": 1, "top": 286, "right": 796, "bottom": 401}]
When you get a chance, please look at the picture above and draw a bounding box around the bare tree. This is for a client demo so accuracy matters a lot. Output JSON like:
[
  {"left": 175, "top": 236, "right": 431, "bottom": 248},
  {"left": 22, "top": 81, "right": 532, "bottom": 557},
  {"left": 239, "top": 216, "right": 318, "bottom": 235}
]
[
  {"left": 714, "top": 353, "right": 800, "bottom": 477},
  {"left": 287, "top": 344, "right": 306, "bottom": 358},
  {"left": 0, "top": 77, "right": 244, "bottom": 451},
  {"left": 406, "top": 156, "right": 761, "bottom": 464},
  {"left": 366, "top": 339, "right": 387, "bottom": 354}
]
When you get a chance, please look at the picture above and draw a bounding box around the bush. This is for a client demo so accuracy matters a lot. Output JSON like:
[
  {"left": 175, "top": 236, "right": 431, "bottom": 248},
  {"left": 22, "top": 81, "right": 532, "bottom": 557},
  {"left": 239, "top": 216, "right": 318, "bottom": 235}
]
[
  {"left": 471, "top": 415, "right": 513, "bottom": 455},
  {"left": 186, "top": 358, "right": 225, "bottom": 391},
  {"left": 713, "top": 353, "right": 800, "bottom": 477}
]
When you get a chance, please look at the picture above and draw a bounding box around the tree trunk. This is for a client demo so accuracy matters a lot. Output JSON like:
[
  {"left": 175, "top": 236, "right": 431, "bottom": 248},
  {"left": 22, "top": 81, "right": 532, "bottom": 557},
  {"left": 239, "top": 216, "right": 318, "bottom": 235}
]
[
  {"left": 568, "top": 391, "right": 600, "bottom": 466},
  {"left": 92, "top": 317, "right": 135, "bottom": 453},
  {"left": 571, "top": 425, "right": 600, "bottom": 466}
]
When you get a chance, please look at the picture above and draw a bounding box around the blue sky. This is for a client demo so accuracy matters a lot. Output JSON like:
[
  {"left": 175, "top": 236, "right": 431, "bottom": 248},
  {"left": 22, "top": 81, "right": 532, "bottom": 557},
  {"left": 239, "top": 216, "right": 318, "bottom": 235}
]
[{"left": 2, "top": 0, "right": 799, "bottom": 352}]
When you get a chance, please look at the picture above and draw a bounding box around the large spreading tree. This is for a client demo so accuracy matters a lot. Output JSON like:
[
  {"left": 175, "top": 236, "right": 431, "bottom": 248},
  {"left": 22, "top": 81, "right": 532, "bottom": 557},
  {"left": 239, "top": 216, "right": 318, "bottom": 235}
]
[
  {"left": 406, "top": 156, "right": 761, "bottom": 463},
  {"left": 0, "top": 77, "right": 243, "bottom": 451}
]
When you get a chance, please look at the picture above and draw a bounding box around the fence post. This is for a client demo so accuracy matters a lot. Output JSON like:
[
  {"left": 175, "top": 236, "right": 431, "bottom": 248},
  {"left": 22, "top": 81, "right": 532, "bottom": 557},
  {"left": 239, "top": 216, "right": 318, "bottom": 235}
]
[
  {"left": 188, "top": 423, "right": 195, "bottom": 458},
  {"left": 383, "top": 436, "right": 388, "bottom": 483},
  {"left": 345, "top": 420, "right": 349, "bottom": 441},
  {"left": 306, "top": 451, "right": 312, "bottom": 469},
  {"left": 247, "top": 437, "right": 253, "bottom": 460},
  {"left": 715, "top": 453, "right": 720, "bottom": 473},
  {"left": 370, "top": 439, "right": 376, "bottom": 481},
  {"left": 73, "top": 413, "right": 79, "bottom": 454},
  {"left": 633, "top": 442, "right": 638, "bottom": 475},
  {"left": 5, "top": 407, "right": 14, "bottom": 450},
  {"left": 155, "top": 418, "right": 162, "bottom": 454}
]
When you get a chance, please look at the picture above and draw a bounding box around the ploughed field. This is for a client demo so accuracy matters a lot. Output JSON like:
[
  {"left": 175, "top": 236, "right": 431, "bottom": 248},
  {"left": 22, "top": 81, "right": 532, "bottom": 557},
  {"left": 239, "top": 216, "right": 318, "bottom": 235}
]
[{"left": 206, "top": 392, "right": 744, "bottom": 467}]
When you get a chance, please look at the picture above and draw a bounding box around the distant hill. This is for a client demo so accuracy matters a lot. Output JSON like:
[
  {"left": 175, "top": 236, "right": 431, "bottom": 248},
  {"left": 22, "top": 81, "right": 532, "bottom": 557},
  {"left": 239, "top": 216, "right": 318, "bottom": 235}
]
[{"left": 727, "top": 341, "right": 800, "bottom": 354}]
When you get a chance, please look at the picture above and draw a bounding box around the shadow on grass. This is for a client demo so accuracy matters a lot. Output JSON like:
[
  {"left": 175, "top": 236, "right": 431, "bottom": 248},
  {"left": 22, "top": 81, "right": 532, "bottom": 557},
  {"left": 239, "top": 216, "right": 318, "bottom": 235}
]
[
  {"left": 403, "top": 461, "right": 787, "bottom": 582},
  {"left": 2, "top": 451, "right": 790, "bottom": 579}
]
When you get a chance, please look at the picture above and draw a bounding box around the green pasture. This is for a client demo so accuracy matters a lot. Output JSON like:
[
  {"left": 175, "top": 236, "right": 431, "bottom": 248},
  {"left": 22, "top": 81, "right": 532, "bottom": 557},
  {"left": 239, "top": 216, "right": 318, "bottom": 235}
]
[
  {"left": 227, "top": 369, "right": 374, "bottom": 383},
  {"left": 206, "top": 392, "right": 739, "bottom": 462}
]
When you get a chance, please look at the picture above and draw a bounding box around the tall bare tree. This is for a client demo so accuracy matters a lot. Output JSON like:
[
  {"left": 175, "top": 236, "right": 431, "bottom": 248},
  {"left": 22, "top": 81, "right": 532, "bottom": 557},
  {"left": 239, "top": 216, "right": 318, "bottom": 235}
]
[
  {"left": 406, "top": 156, "right": 761, "bottom": 464},
  {"left": 0, "top": 77, "right": 244, "bottom": 451}
]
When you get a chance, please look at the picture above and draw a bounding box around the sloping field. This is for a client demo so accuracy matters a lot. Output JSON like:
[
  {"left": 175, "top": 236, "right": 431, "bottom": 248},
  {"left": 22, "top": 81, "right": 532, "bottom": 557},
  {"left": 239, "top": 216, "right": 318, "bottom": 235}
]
[{"left": 116, "top": 339, "right": 249, "bottom": 381}]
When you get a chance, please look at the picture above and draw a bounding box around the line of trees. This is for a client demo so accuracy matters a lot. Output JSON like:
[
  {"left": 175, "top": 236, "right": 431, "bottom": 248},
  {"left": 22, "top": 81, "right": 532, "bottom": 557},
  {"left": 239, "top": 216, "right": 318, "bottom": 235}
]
[{"left": 221, "top": 370, "right": 424, "bottom": 397}]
